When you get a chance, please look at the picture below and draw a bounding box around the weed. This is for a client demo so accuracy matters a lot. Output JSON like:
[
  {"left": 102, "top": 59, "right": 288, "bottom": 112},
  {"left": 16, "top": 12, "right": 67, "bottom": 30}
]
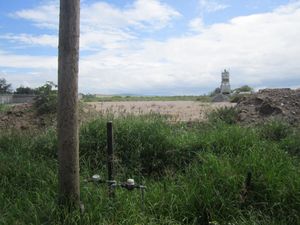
[
  {"left": 208, "top": 106, "right": 238, "bottom": 124},
  {"left": 34, "top": 82, "right": 57, "bottom": 115},
  {"left": 259, "top": 119, "right": 292, "bottom": 141},
  {"left": 1, "top": 115, "right": 300, "bottom": 224},
  {"left": 0, "top": 104, "right": 11, "bottom": 112}
]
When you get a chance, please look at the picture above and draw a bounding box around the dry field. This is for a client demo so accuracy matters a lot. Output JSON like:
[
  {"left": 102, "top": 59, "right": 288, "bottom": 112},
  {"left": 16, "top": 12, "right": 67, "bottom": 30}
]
[{"left": 87, "top": 101, "right": 235, "bottom": 122}]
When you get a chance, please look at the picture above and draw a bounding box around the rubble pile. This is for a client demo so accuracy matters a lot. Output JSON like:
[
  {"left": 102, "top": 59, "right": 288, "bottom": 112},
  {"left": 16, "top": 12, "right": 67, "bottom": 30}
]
[
  {"left": 0, "top": 104, "right": 51, "bottom": 130},
  {"left": 236, "top": 88, "right": 300, "bottom": 124}
]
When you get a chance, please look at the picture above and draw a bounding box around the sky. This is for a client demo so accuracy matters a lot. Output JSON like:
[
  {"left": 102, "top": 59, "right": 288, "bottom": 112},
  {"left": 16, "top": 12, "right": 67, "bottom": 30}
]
[{"left": 0, "top": 0, "right": 300, "bottom": 95}]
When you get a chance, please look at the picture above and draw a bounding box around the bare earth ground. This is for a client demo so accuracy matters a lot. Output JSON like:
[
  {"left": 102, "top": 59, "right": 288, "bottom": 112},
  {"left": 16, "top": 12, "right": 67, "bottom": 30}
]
[
  {"left": 0, "top": 101, "right": 235, "bottom": 130},
  {"left": 2, "top": 88, "right": 299, "bottom": 131},
  {"left": 87, "top": 101, "right": 236, "bottom": 122}
]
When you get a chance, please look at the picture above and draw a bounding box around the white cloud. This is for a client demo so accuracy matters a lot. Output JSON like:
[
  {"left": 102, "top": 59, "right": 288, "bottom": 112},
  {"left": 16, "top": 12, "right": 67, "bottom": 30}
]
[
  {"left": 1, "top": 1, "right": 300, "bottom": 94},
  {"left": 13, "top": 0, "right": 180, "bottom": 31},
  {"left": 12, "top": 1, "right": 59, "bottom": 29},
  {"left": 0, "top": 52, "right": 56, "bottom": 69},
  {"left": 78, "top": 1, "right": 300, "bottom": 93},
  {"left": 0, "top": 33, "right": 58, "bottom": 48},
  {"left": 198, "top": 0, "right": 229, "bottom": 13},
  {"left": 81, "top": 0, "right": 180, "bottom": 30},
  {"left": 8, "top": 0, "right": 180, "bottom": 50},
  {"left": 188, "top": 17, "right": 205, "bottom": 32}
]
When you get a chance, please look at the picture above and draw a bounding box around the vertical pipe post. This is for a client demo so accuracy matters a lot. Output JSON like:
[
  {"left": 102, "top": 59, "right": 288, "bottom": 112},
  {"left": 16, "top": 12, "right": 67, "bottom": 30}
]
[
  {"left": 107, "top": 121, "right": 114, "bottom": 197},
  {"left": 57, "top": 0, "right": 81, "bottom": 208}
]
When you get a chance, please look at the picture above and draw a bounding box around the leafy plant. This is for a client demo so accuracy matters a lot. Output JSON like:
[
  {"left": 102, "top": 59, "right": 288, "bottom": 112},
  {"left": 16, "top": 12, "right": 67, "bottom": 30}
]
[
  {"left": 259, "top": 119, "right": 291, "bottom": 141},
  {"left": 0, "top": 104, "right": 11, "bottom": 113},
  {"left": 34, "top": 82, "right": 57, "bottom": 115},
  {"left": 208, "top": 106, "right": 239, "bottom": 124},
  {"left": 280, "top": 131, "right": 300, "bottom": 156}
]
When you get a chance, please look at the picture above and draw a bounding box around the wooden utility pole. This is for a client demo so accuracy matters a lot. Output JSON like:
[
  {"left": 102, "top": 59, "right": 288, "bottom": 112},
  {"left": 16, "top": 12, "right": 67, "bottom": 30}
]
[{"left": 57, "top": 0, "right": 81, "bottom": 207}]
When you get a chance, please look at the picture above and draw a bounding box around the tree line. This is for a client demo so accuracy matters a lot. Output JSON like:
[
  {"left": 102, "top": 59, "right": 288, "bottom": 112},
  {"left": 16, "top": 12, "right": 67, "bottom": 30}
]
[{"left": 0, "top": 78, "right": 42, "bottom": 94}]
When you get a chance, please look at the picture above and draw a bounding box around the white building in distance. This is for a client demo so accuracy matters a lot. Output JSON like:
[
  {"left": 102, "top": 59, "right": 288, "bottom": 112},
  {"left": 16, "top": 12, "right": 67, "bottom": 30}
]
[{"left": 220, "top": 69, "right": 231, "bottom": 94}]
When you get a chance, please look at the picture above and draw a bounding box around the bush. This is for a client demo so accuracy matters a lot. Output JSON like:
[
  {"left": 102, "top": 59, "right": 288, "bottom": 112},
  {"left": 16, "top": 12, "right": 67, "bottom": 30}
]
[
  {"left": 259, "top": 120, "right": 291, "bottom": 141},
  {"left": 34, "top": 82, "right": 57, "bottom": 115},
  {"left": 149, "top": 141, "right": 300, "bottom": 224},
  {"left": 230, "top": 94, "right": 248, "bottom": 103},
  {"left": 30, "top": 129, "right": 57, "bottom": 158},
  {"left": 208, "top": 106, "right": 238, "bottom": 124},
  {"left": 0, "top": 104, "right": 11, "bottom": 113},
  {"left": 280, "top": 131, "right": 300, "bottom": 156},
  {"left": 79, "top": 115, "right": 175, "bottom": 176}
]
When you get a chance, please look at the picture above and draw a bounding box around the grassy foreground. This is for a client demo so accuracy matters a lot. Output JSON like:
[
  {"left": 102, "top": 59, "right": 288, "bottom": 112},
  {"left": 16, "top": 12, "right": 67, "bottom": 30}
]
[{"left": 0, "top": 114, "right": 300, "bottom": 225}]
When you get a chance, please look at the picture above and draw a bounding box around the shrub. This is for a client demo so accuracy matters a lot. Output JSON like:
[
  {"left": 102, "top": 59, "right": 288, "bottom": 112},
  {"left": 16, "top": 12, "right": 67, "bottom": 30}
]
[
  {"left": 208, "top": 106, "right": 238, "bottom": 124},
  {"left": 34, "top": 82, "right": 57, "bottom": 115},
  {"left": 30, "top": 129, "right": 57, "bottom": 158},
  {"left": 79, "top": 118, "right": 107, "bottom": 171},
  {"left": 0, "top": 104, "right": 11, "bottom": 113},
  {"left": 259, "top": 120, "right": 291, "bottom": 141},
  {"left": 149, "top": 140, "right": 300, "bottom": 224},
  {"left": 79, "top": 115, "right": 175, "bottom": 176},
  {"left": 230, "top": 94, "right": 248, "bottom": 103},
  {"left": 280, "top": 131, "right": 300, "bottom": 156}
]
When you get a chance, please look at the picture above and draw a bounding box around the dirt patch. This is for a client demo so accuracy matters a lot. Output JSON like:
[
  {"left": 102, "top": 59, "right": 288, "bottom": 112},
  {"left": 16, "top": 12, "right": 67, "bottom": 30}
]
[
  {"left": 87, "top": 101, "right": 235, "bottom": 122},
  {"left": 0, "top": 101, "right": 236, "bottom": 130},
  {"left": 0, "top": 103, "right": 55, "bottom": 130},
  {"left": 236, "top": 88, "right": 300, "bottom": 124}
]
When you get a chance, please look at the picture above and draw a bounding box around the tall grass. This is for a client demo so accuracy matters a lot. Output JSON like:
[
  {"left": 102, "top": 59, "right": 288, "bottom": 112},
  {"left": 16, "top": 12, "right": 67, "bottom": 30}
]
[
  {"left": 82, "top": 95, "right": 211, "bottom": 102},
  {"left": 0, "top": 103, "right": 11, "bottom": 113},
  {"left": 0, "top": 115, "right": 299, "bottom": 224}
]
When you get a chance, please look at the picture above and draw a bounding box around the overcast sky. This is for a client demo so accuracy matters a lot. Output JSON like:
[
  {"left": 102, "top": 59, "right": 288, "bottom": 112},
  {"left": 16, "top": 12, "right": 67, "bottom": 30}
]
[{"left": 0, "top": 0, "right": 300, "bottom": 95}]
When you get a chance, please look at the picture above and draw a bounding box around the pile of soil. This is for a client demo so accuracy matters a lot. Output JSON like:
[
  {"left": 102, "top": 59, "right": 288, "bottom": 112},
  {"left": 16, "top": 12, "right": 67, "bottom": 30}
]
[
  {"left": 0, "top": 103, "right": 100, "bottom": 131},
  {"left": 0, "top": 104, "right": 55, "bottom": 130},
  {"left": 236, "top": 88, "right": 300, "bottom": 124}
]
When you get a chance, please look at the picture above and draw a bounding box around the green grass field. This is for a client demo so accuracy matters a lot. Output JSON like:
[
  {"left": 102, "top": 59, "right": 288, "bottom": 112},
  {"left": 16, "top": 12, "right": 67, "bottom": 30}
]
[{"left": 0, "top": 113, "right": 299, "bottom": 224}]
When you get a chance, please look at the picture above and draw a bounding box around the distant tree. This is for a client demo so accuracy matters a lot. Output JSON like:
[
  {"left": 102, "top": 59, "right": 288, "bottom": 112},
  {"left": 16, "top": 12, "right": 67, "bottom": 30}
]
[
  {"left": 0, "top": 78, "right": 12, "bottom": 94},
  {"left": 15, "top": 86, "right": 36, "bottom": 95},
  {"left": 234, "top": 85, "right": 253, "bottom": 93}
]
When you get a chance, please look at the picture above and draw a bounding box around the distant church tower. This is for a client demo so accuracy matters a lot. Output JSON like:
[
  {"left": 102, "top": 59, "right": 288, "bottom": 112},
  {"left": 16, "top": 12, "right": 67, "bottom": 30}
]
[{"left": 220, "top": 69, "right": 231, "bottom": 94}]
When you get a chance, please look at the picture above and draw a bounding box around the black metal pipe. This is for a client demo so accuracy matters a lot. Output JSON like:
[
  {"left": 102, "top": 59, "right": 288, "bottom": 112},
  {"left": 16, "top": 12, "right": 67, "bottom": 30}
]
[{"left": 107, "top": 121, "right": 114, "bottom": 197}]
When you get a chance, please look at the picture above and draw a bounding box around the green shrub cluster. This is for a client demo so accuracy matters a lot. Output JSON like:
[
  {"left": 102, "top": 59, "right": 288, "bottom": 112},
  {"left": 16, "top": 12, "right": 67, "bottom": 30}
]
[
  {"left": 80, "top": 115, "right": 182, "bottom": 177},
  {"left": 34, "top": 82, "right": 57, "bottom": 115},
  {"left": 208, "top": 106, "right": 239, "bottom": 124},
  {"left": 259, "top": 119, "right": 292, "bottom": 141},
  {"left": 0, "top": 104, "right": 11, "bottom": 112}
]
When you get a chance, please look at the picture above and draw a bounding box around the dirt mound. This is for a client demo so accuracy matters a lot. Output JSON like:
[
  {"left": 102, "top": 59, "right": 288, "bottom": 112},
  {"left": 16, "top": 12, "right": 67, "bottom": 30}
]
[
  {"left": 0, "top": 102, "right": 103, "bottom": 131},
  {"left": 0, "top": 104, "right": 55, "bottom": 130},
  {"left": 236, "top": 88, "right": 300, "bottom": 124}
]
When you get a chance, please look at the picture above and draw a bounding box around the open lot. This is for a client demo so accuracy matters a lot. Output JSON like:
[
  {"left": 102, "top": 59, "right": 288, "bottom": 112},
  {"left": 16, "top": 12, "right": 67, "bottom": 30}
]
[{"left": 87, "top": 101, "right": 236, "bottom": 122}]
